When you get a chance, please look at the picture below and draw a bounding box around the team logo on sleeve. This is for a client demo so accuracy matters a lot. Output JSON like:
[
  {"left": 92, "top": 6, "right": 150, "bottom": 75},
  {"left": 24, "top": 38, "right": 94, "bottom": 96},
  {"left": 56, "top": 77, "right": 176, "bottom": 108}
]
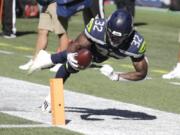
[
  {"left": 139, "top": 41, "right": 146, "bottom": 54},
  {"left": 87, "top": 18, "right": 94, "bottom": 32}
]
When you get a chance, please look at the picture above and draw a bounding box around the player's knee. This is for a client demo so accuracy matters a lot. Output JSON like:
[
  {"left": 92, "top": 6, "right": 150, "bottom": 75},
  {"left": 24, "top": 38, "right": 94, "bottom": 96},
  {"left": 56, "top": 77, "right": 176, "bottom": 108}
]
[
  {"left": 55, "top": 63, "right": 79, "bottom": 82},
  {"left": 38, "top": 29, "right": 49, "bottom": 36},
  {"left": 66, "top": 63, "right": 79, "bottom": 73}
]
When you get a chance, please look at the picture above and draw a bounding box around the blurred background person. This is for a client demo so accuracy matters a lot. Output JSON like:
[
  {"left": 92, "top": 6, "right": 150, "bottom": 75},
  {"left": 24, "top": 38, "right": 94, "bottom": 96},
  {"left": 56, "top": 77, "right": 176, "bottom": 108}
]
[
  {"left": 114, "top": 0, "right": 135, "bottom": 17},
  {"left": 19, "top": 1, "right": 69, "bottom": 72},
  {"left": 1, "top": 0, "right": 16, "bottom": 38},
  {"left": 24, "top": 0, "right": 39, "bottom": 18},
  {"left": 82, "top": 0, "right": 105, "bottom": 26},
  {"left": 16, "top": 0, "right": 24, "bottom": 18}
]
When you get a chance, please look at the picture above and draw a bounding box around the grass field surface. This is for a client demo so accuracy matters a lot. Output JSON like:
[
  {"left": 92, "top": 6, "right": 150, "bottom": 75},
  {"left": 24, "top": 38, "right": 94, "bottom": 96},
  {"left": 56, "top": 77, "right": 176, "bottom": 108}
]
[{"left": 0, "top": 5, "right": 180, "bottom": 135}]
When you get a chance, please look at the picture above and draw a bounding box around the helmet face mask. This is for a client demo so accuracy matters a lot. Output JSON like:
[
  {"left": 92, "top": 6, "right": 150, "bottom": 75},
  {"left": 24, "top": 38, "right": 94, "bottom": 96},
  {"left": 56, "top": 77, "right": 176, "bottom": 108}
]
[
  {"left": 107, "top": 28, "right": 129, "bottom": 47},
  {"left": 107, "top": 9, "right": 133, "bottom": 48}
]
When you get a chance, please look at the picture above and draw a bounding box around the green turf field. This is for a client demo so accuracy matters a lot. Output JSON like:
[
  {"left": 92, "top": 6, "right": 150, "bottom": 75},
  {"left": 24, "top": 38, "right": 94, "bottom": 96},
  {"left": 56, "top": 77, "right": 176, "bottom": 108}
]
[{"left": 0, "top": 4, "right": 180, "bottom": 135}]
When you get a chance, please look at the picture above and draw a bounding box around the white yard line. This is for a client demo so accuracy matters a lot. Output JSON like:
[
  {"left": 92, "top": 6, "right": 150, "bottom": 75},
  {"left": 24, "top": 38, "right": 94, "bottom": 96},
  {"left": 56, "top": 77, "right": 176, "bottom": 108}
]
[{"left": 0, "top": 76, "right": 180, "bottom": 135}]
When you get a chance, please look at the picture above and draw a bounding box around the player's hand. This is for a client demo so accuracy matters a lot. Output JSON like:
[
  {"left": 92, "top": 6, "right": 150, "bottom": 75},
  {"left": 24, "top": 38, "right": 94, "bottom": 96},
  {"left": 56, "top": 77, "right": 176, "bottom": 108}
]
[{"left": 67, "top": 52, "right": 78, "bottom": 69}]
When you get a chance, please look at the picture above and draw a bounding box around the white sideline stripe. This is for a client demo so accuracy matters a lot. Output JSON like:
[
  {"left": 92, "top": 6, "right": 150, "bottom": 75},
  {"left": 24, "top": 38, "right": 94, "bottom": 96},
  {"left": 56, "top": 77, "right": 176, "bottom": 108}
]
[
  {"left": 0, "top": 76, "right": 180, "bottom": 135},
  {"left": 0, "top": 124, "right": 52, "bottom": 128},
  {"left": 169, "top": 81, "right": 180, "bottom": 86},
  {"left": 0, "top": 50, "right": 14, "bottom": 55}
]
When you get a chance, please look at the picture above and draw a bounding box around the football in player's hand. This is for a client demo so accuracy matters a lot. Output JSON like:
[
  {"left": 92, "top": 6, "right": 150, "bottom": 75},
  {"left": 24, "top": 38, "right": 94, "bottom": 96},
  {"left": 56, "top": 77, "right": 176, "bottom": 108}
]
[{"left": 76, "top": 49, "right": 92, "bottom": 69}]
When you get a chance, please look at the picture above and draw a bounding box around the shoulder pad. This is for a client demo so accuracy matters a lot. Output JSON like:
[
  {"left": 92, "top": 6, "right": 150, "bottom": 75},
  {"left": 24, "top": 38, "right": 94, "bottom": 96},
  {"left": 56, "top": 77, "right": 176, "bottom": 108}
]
[{"left": 84, "top": 18, "right": 106, "bottom": 45}]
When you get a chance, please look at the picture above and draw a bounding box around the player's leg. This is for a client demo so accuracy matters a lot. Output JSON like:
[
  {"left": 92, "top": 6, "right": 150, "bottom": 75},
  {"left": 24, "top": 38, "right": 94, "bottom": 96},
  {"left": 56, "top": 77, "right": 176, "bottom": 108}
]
[
  {"left": 49, "top": 33, "right": 70, "bottom": 72},
  {"left": 28, "top": 50, "right": 68, "bottom": 74},
  {"left": 125, "top": 0, "right": 135, "bottom": 17},
  {"left": 114, "top": 0, "right": 125, "bottom": 9},
  {"left": 162, "top": 34, "right": 180, "bottom": 79},
  {"left": 162, "top": 50, "right": 180, "bottom": 79},
  {"left": 55, "top": 63, "right": 79, "bottom": 82},
  {"left": 19, "top": 6, "right": 53, "bottom": 70},
  {"left": 82, "top": 8, "right": 93, "bottom": 26},
  {"left": 2, "top": 0, "right": 16, "bottom": 38},
  {"left": 90, "top": 0, "right": 104, "bottom": 19},
  {"left": 33, "top": 29, "right": 49, "bottom": 58},
  {"left": 82, "top": 0, "right": 104, "bottom": 26},
  {"left": 49, "top": 3, "right": 69, "bottom": 72}
]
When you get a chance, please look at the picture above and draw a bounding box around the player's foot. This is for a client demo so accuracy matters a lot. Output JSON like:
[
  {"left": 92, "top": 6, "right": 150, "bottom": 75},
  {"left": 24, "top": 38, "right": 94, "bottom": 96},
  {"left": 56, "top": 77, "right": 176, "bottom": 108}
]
[
  {"left": 19, "top": 59, "right": 33, "bottom": 70},
  {"left": 162, "top": 64, "right": 180, "bottom": 79},
  {"left": 3, "top": 34, "right": 16, "bottom": 39},
  {"left": 49, "top": 64, "right": 62, "bottom": 72},
  {"left": 28, "top": 50, "right": 54, "bottom": 74}
]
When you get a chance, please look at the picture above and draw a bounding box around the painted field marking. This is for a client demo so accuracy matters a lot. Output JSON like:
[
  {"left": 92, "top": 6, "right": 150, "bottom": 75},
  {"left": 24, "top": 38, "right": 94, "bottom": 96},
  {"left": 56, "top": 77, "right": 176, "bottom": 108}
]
[
  {"left": 0, "top": 42, "right": 33, "bottom": 51},
  {"left": 151, "top": 69, "right": 168, "bottom": 74},
  {"left": 1, "top": 76, "right": 180, "bottom": 135},
  {"left": 169, "top": 82, "right": 180, "bottom": 86},
  {"left": 14, "top": 46, "right": 33, "bottom": 51},
  {"left": 0, "top": 50, "right": 14, "bottom": 55}
]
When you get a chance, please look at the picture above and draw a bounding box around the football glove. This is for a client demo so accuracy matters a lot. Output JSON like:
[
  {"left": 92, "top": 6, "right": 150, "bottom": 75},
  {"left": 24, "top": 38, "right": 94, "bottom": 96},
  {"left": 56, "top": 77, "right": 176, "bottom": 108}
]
[
  {"left": 100, "top": 64, "right": 127, "bottom": 81},
  {"left": 67, "top": 52, "right": 78, "bottom": 70},
  {"left": 100, "top": 64, "right": 118, "bottom": 81}
]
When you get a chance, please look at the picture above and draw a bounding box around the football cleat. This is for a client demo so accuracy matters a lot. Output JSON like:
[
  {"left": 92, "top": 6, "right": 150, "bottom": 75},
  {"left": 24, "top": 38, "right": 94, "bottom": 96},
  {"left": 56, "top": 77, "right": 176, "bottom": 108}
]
[
  {"left": 28, "top": 50, "right": 54, "bottom": 74},
  {"left": 41, "top": 99, "right": 51, "bottom": 113},
  {"left": 41, "top": 93, "right": 51, "bottom": 113},
  {"left": 162, "top": 64, "right": 180, "bottom": 79},
  {"left": 19, "top": 59, "right": 33, "bottom": 70}
]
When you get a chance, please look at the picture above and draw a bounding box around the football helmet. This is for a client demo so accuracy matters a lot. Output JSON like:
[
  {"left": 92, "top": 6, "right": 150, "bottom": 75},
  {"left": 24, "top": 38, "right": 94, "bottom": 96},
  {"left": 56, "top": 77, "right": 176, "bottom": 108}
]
[{"left": 107, "top": 9, "right": 134, "bottom": 47}]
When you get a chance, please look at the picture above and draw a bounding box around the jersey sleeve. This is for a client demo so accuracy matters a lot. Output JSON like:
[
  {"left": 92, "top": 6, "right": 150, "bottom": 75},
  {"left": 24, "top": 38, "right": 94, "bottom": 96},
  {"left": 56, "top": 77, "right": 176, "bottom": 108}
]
[
  {"left": 128, "top": 31, "right": 147, "bottom": 58},
  {"left": 84, "top": 18, "right": 106, "bottom": 45}
]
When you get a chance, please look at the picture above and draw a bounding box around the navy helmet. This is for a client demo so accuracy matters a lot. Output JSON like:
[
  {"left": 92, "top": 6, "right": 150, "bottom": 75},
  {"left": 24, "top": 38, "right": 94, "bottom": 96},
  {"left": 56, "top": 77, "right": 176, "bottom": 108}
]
[{"left": 107, "top": 9, "right": 134, "bottom": 47}]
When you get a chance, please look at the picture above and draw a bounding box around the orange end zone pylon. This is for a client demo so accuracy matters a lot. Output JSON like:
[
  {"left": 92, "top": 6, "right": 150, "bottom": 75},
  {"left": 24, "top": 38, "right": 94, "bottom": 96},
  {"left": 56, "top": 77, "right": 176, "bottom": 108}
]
[{"left": 50, "top": 78, "right": 65, "bottom": 125}]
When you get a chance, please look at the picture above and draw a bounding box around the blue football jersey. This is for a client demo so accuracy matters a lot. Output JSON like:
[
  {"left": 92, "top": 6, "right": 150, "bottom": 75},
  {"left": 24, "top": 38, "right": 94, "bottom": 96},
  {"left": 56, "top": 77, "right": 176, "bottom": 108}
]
[{"left": 84, "top": 18, "right": 146, "bottom": 60}]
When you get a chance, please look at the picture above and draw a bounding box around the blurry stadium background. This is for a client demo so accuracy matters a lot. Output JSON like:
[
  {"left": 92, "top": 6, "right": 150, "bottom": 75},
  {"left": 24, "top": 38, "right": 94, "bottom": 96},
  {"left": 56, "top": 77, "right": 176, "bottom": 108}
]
[{"left": 15, "top": 0, "right": 180, "bottom": 18}]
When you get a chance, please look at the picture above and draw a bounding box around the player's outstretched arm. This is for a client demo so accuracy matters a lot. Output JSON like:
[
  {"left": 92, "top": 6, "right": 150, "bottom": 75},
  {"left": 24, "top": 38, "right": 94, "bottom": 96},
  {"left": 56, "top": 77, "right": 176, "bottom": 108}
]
[
  {"left": 100, "top": 56, "right": 148, "bottom": 81},
  {"left": 119, "top": 56, "right": 148, "bottom": 81}
]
